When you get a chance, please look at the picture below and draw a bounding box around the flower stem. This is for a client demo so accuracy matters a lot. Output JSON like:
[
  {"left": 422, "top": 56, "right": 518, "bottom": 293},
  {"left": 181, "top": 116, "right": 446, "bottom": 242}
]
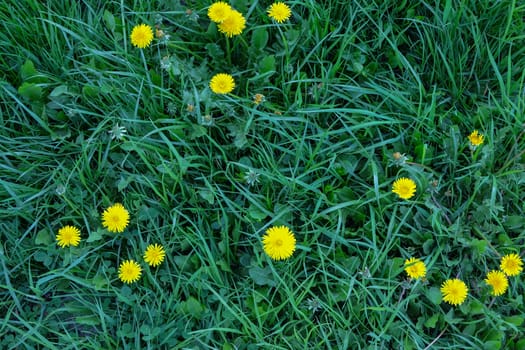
[
  {"left": 140, "top": 49, "right": 152, "bottom": 91},
  {"left": 423, "top": 326, "right": 448, "bottom": 350},
  {"left": 226, "top": 36, "right": 232, "bottom": 66}
]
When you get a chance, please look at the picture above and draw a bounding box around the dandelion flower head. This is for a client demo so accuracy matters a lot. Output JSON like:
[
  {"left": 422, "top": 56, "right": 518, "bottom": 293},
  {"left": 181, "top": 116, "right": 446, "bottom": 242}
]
[
  {"left": 262, "top": 225, "right": 296, "bottom": 260},
  {"left": 209, "top": 73, "right": 235, "bottom": 94},
  {"left": 144, "top": 243, "right": 166, "bottom": 267},
  {"left": 468, "top": 130, "right": 484, "bottom": 147},
  {"left": 118, "top": 259, "right": 142, "bottom": 284},
  {"left": 130, "top": 24, "right": 154, "bottom": 49},
  {"left": 441, "top": 278, "right": 468, "bottom": 306},
  {"left": 485, "top": 270, "right": 508, "bottom": 296},
  {"left": 218, "top": 10, "right": 246, "bottom": 37},
  {"left": 267, "top": 2, "right": 292, "bottom": 23},
  {"left": 392, "top": 177, "right": 417, "bottom": 200},
  {"left": 208, "top": 2, "right": 232, "bottom": 23},
  {"left": 102, "top": 203, "right": 130, "bottom": 233},
  {"left": 404, "top": 257, "right": 426, "bottom": 280},
  {"left": 56, "top": 225, "right": 81, "bottom": 248},
  {"left": 500, "top": 253, "right": 523, "bottom": 276}
]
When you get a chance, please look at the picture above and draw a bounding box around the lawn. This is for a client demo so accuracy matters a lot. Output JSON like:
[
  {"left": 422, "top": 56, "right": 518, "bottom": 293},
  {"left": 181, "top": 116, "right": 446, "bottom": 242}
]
[{"left": 1, "top": 0, "right": 524, "bottom": 349}]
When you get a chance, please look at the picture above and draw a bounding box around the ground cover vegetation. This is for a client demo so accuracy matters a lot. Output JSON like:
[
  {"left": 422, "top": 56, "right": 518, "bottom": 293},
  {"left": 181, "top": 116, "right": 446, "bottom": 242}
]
[{"left": 0, "top": 0, "right": 524, "bottom": 348}]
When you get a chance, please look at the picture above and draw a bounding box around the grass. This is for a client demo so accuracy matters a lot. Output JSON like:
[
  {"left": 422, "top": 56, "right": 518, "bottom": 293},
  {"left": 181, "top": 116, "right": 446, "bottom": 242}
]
[{"left": 1, "top": 0, "right": 524, "bottom": 348}]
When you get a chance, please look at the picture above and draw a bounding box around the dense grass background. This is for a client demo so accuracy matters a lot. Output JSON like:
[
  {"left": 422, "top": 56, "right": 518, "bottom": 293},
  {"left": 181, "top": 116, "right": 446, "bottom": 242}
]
[{"left": 1, "top": 0, "right": 524, "bottom": 348}]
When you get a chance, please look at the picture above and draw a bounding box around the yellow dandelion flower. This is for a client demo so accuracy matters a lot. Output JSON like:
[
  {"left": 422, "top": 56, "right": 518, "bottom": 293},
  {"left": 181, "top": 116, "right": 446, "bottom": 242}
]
[
  {"left": 404, "top": 257, "right": 426, "bottom": 280},
  {"left": 218, "top": 10, "right": 246, "bottom": 37},
  {"left": 267, "top": 2, "right": 292, "bottom": 23},
  {"left": 144, "top": 244, "right": 166, "bottom": 267},
  {"left": 130, "top": 24, "right": 154, "bottom": 49},
  {"left": 468, "top": 130, "right": 484, "bottom": 147},
  {"left": 485, "top": 270, "right": 508, "bottom": 296},
  {"left": 262, "top": 225, "right": 296, "bottom": 260},
  {"left": 440, "top": 278, "right": 468, "bottom": 306},
  {"left": 102, "top": 203, "right": 130, "bottom": 233},
  {"left": 392, "top": 177, "right": 417, "bottom": 200},
  {"left": 118, "top": 259, "right": 142, "bottom": 284},
  {"left": 209, "top": 73, "right": 235, "bottom": 94},
  {"left": 500, "top": 253, "right": 523, "bottom": 276},
  {"left": 208, "top": 2, "right": 232, "bottom": 23},
  {"left": 56, "top": 225, "right": 81, "bottom": 248}
]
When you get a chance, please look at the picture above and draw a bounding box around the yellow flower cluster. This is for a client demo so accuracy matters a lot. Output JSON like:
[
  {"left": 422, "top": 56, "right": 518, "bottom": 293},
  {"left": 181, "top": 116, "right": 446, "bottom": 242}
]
[
  {"left": 117, "top": 243, "right": 166, "bottom": 284},
  {"left": 207, "top": 1, "right": 291, "bottom": 38},
  {"left": 55, "top": 202, "right": 166, "bottom": 285},
  {"left": 207, "top": 2, "right": 246, "bottom": 37},
  {"left": 480, "top": 253, "right": 522, "bottom": 296},
  {"left": 123, "top": 3, "right": 513, "bottom": 317},
  {"left": 55, "top": 203, "right": 131, "bottom": 248},
  {"left": 390, "top": 130, "right": 484, "bottom": 201},
  {"left": 402, "top": 253, "right": 522, "bottom": 306},
  {"left": 118, "top": 243, "right": 167, "bottom": 284}
]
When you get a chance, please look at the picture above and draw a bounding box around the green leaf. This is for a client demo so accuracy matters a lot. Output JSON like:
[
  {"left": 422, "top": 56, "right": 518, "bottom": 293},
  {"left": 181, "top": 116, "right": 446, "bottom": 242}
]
[
  {"left": 35, "top": 229, "right": 52, "bottom": 246},
  {"left": 169, "top": 59, "right": 181, "bottom": 76},
  {"left": 205, "top": 43, "right": 224, "bottom": 59},
  {"left": 515, "top": 340, "right": 525, "bottom": 350},
  {"left": 103, "top": 10, "right": 115, "bottom": 31},
  {"left": 117, "top": 176, "right": 131, "bottom": 192},
  {"left": 86, "top": 229, "right": 104, "bottom": 242},
  {"left": 414, "top": 143, "right": 433, "bottom": 165},
  {"left": 443, "top": 308, "right": 462, "bottom": 325},
  {"left": 116, "top": 323, "right": 134, "bottom": 338},
  {"left": 426, "top": 287, "right": 442, "bottom": 305},
  {"left": 82, "top": 85, "right": 100, "bottom": 97},
  {"left": 33, "top": 251, "right": 52, "bottom": 267},
  {"left": 49, "top": 85, "right": 68, "bottom": 98},
  {"left": 470, "top": 239, "right": 487, "bottom": 255},
  {"left": 247, "top": 204, "right": 268, "bottom": 221},
  {"left": 198, "top": 189, "right": 215, "bottom": 205},
  {"left": 138, "top": 205, "right": 161, "bottom": 221},
  {"left": 92, "top": 274, "right": 108, "bottom": 290},
  {"left": 469, "top": 300, "right": 484, "bottom": 315},
  {"left": 483, "top": 341, "right": 501, "bottom": 350},
  {"left": 258, "top": 55, "right": 276, "bottom": 75},
  {"left": 504, "top": 315, "right": 524, "bottom": 327},
  {"left": 180, "top": 296, "right": 205, "bottom": 319},
  {"left": 248, "top": 266, "right": 277, "bottom": 287},
  {"left": 189, "top": 124, "right": 207, "bottom": 139},
  {"left": 424, "top": 314, "right": 439, "bottom": 328},
  {"left": 18, "top": 82, "right": 42, "bottom": 101},
  {"left": 142, "top": 326, "right": 161, "bottom": 341},
  {"left": 391, "top": 257, "right": 404, "bottom": 276},
  {"left": 504, "top": 215, "right": 525, "bottom": 230},
  {"left": 216, "top": 259, "right": 232, "bottom": 273},
  {"left": 75, "top": 315, "right": 100, "bottom": 326},
  {"left": 20, "top": 59, "right": 38, "bottom": 80},
  {"left": 223, "top": 343, "right": 234, "bottom": 350},
  {"left": 251, "top": 27, "right": 268, "bottom": 51},
  {"left": 117, "top": 286, "right": 136, "bottom": 306}
]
